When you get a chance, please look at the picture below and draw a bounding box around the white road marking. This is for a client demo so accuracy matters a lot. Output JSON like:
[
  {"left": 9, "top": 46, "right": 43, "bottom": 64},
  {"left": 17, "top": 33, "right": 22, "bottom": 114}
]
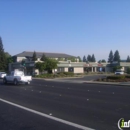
[{"left": 0, "top": 98, "right": 95, "bottom": 130}]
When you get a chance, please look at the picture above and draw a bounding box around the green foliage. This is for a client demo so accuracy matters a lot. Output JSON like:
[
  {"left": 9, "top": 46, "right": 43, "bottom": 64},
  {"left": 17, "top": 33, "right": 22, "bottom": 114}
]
[
  {"left": 107, "top": 75, "right": 125, "bottom": 80},
  {"left": 125, "top": 75, "right": 130, "bottom": 78},
  {"left": 113, "top": 50, "right": 120, "bottom": 62},
  {"left": 58, "top": 57, "right": 64, "bottom": 61},
  {"left": 113, "top": 66, "right": 122, "bottom": 72},
  {"left": 98, "top": 59, "right": 106, "bottom": 63},
  {"left": 62, "top": 72, "right": 74, "bottom": 76},
  {"left": 83, "top": 55, "right": 86, "bottom": 62},
  {"left": 127, "top": 67, "right": 130, "bottom": 74},
  {"left": 108, "top": 50, "right": 113, "bottom": 63},
  {"left": 45, "top": 58, "right": 58, "bottom": 73},
  {"left": 40, "top": 53, "right": 47, "bottom": 61},
  {"left": 32, "top": 51, "right": 37, "bottom": 61},
  {"left": 77, "top": 56, "right": 82, "bottom": 62},
  {"left": 21, "top": 60, "right": 26, "bottom": 66},
  {"left": 126, "top": 56, "right": 130, "bottom": 62},
  {"left": 101, "top": 59, "right": 106, "bottom": 63},
  {"left": 67, "top": 57, "right": 76, "bottom": 62},
  {"left": 87, "top": 55, "right": 91, "bottom": 62},
  {"left": 35, "top": 72, "right": 74, "bottom": 78},
  {"left": 35, "top": 62, "right": 46, "bottom": 73},
  {"left": 91, "top": 54, "right": 96, "bottom": 62},
  {"left": 0, "top": 37, "right": 7, "bottom": 71}
]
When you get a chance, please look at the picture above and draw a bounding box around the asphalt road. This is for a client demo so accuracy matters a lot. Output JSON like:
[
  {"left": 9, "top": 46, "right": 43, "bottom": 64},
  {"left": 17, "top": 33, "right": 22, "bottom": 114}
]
[{"left": 0, "top": 79, "right": 130, "bottom": 130}]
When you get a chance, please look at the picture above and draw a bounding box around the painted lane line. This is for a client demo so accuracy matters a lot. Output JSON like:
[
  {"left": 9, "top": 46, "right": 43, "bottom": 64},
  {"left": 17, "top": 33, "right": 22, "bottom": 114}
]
[{"left": 0, "top": 98, "right": 95, "bottom": 130}]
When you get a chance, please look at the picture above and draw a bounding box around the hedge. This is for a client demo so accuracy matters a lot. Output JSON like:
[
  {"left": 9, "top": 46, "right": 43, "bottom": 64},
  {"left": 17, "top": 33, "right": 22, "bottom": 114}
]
[{"left": 107, "top": 75, "right": 125, "bottom": 80}]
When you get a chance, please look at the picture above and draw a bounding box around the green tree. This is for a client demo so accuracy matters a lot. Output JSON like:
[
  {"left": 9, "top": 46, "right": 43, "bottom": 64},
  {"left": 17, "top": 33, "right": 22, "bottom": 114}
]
[
  {"left": 98, "top": 60, "right": 102, "bottom": 63},
  {"left": 32, "top": 51, "right": 37, "bottom": 61},
  {"left": 113, "top": 50, "right": 120, "bottom": 62},
  {"left": 40, "top": 53, "right": 47, "bottom": 61},
  {"left": 108, "top": 50, "right": 113, "bottom": 63},
  {"left": 45, "top": 58, "right": 58, "bottom": 73},
  {"left": 83, "top": 55, "right": 86, "bottom": 62},
  {"left": 91, "top": 54, "right": 96, "bottom": 62},
  {"left": 35, "top": 62, "right": 46, "bottom": 74},
  {"left": 113, "top": 66, "right": 122, "bottom": 72},
  {"left": 58, "top": 57, "right": 64, "bottom": 61},
  {"left": 68, "top": 57, "right": 76, "bottom": 62},
  {"left": 21, "top": 59, "right": 26, "bottom": 66},
  {"left": 87, "top": 55, "right": 92, "bottom": 62},
  {"left": 126, "top": 56, "right": 130, "bottom": 62},
  {"left": 77, "top": 56, "right": 82, "bottom": 62},
  {"left": 101, "top": 59, "right": 106, "bottom": 63},
  {"left": 0, "top": 37, "right": 7, "bottom": 71},
  {"left": 127, "top": 67, "right": 130, "bottom": 74}
]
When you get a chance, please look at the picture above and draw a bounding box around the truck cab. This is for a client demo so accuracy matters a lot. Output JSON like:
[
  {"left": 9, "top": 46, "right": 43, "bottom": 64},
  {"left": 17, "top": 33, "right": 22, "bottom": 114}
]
[{"left": 3, "top": 70, "right": 32, "bottom": 85}]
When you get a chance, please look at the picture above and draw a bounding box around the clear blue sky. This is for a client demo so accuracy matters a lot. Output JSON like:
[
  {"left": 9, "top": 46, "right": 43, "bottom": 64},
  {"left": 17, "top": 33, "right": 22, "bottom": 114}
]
[{"left": 0, "top": 0, "right": 130, "bottom": 61}]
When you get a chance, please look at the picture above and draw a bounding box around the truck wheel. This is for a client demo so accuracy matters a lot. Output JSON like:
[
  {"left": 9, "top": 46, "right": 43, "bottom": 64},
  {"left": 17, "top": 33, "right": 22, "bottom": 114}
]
[
  {"left": 3, "top": 78, "right": 7, "bottom": 84},
  {"left": 14, "top": 79, "right": 18, "bottom": 85}
]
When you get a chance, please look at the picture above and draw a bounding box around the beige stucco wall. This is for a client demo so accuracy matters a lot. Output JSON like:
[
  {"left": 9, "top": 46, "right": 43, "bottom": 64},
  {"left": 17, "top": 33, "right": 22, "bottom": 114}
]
[
  {"left": 17, "top": 57, "right": 26, "bottom": 62},
  {"left": 74, "top": 67, "right": 84, "bottom": 73}
]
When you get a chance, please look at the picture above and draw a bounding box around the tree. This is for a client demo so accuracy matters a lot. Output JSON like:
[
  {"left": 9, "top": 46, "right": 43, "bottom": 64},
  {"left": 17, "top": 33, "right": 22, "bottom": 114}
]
[
  {"left": 101, "top": 59, "right": 106, "bottom": 63},
  {"left": 87, "top": 55, "right": 92, "bottom": 62},
  {"left": 83, "top": 56, "right": 86, "bottom": 62},
  {"left": 108, "top": 50, "right": 113, "bottom": 63},
  {"left": 127, "top": 67, "right": 130, "bottom": 74},
  {"left": 68, "top": 57, "right": 76, "bottom": 62},
  {"left": 98, "top": 60, "right": 102, "bottom": 63},
  {"left": 35, "top": 62, "right": 46, "bottom": 74},
  {"left": 32, "top": 51, "right": 37, "bottom": 61},
  {"left": 91, "top": 54, "right": 96, "bottom": 62},
  {"left": 113, "top": 66, "right": 122, "bottom": 72},
  {"left": 113, "top": 50, "right": 120, "bottom": 62},
  {"left": 58, "top": 57, "right": 64, "bottom": 61},
  {"left": 126, "top": 56, "right": 130, "bottom": 62},
  {"left": 0, "top": 37, "right": 7, "bottom": 71},
  {"left": 21, "top": 59, "right": 26, "bottom": 66},
  {"left": 77, "top": 56, "right": 82, "bottom": 62},
  {"left": 40, "top": 53, "right": 47, "bottom": 61},
  {"left": 45, "top": 58, "right": 58, "bottom": 73}
]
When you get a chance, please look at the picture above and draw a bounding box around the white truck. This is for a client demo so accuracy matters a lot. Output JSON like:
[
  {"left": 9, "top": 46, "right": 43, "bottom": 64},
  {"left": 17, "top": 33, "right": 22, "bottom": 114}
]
[{"left": 3, "top": 70, "right": 32, "bottom": 85}]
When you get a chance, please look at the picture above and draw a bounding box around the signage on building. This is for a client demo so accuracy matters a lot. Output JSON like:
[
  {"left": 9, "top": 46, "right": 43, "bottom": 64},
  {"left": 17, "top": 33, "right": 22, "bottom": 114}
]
[
  {"left": 98, "top": 64, "right": 103, "bottom": 67},
  {"left": 84, "top": 64, "right": 92, "bottom": 67}
]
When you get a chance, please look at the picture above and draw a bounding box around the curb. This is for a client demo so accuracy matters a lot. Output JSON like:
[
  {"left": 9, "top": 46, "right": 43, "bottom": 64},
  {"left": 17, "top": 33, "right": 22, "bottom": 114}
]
[{"left": 83, "top": 81, "right": 130, "bottom": 86}]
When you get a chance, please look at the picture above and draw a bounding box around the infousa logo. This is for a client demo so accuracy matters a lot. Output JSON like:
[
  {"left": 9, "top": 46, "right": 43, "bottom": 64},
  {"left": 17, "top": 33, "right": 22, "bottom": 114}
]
[{"left": 118, "top": 118, "right": 130, "bottom": 130}]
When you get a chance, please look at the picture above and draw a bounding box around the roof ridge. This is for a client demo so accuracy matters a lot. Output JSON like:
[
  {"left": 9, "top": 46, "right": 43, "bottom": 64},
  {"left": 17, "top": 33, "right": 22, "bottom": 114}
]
[{"left": 23, "top": 51, "right": 67, "bottom": 54}]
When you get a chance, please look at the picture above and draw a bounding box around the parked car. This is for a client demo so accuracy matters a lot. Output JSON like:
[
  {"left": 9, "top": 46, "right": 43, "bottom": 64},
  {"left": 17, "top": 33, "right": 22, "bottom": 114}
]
[
  {"left": 115, "top": 70, "right": 124, "bottom": 75},
  {"left": 3, "top": 70, "right": 32, "bottom": 85},
  {"left": 0, "top": 72, "right": 7, "bottom": 79}
]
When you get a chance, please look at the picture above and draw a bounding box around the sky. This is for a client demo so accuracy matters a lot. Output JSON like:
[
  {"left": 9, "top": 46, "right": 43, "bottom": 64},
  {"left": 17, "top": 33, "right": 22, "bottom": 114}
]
[{"left": 0, "top": 0, "right": 130, "bottom": 61}]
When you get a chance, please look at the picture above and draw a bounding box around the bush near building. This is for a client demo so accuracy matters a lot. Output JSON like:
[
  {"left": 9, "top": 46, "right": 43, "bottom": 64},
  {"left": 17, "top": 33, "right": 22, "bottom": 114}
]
[
  {"left": 34, "top": 72, "right": 74, "bottom": 78},
  {"left": 96, "top": 74, "right": 130, "bottom": 82}
]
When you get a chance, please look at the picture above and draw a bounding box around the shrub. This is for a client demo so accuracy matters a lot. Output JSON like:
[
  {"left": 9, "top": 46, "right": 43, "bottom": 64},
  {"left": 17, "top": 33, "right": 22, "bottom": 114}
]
[
  {"left": 107, "top": 75, "right": 125, "bottom": 80},
  {"left": 97, "top": 78, "right": 102, "bottom": 81},
  {"left": 125, "top": 75, "right": 130, "bottom": 78},
  {"left": 127, "top": 67, "right": 130, "bottom": 74}
]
